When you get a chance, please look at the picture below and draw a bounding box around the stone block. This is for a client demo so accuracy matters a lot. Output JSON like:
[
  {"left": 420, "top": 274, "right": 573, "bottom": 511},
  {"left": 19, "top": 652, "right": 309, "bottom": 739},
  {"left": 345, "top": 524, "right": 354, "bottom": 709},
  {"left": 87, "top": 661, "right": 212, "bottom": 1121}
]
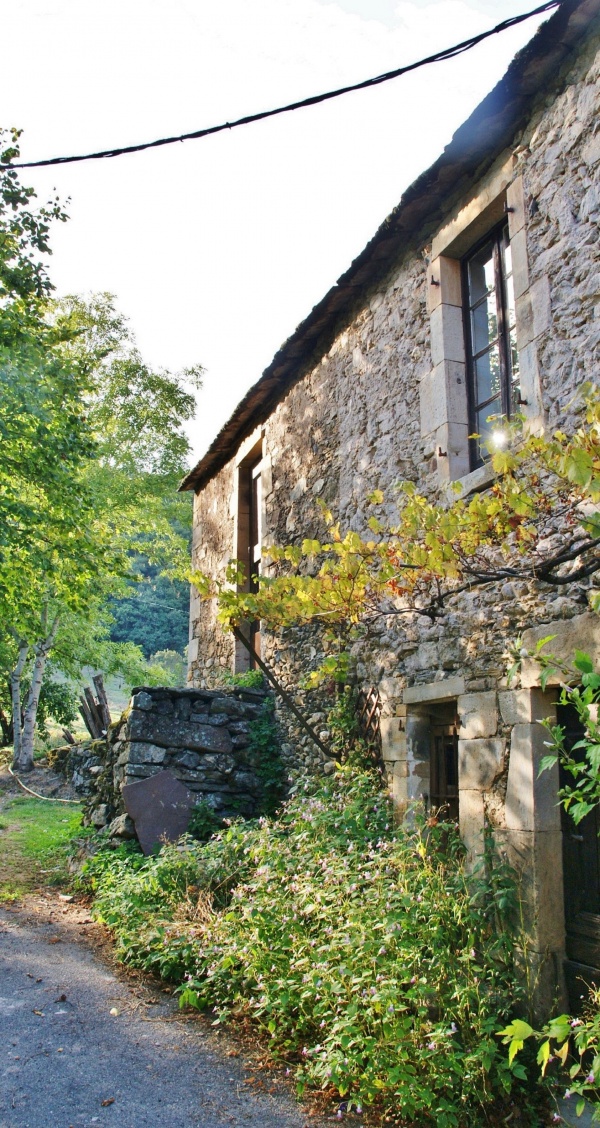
[
  {"left": 458, "top": 738, "right": 504, "bottom": 789},
  {"left": 127, "top": 742, "right": 167, "bottom": 765},
  {"left": 518, "top": 341, "right": 544, "bottom": 433},
  {"left": 212, "top": 696, "right": 246, "bottom": 717},
  {"left": 427, "top": 255, "right": 462, "bottom": 312},
  {"left": 515, "top": 290, "right": 534, "bottom": 350},
  {"left": 459, "top": 788, "right": 485, "bottom": 862},
  {"left": 506, "top": 175, "right": 526, "bottom": 237},
  {"left": 521, "top": 613, "right": 600, "bottom": 687},
  {"left": 498, "top": 688, "right": 555, "bottom": 725},
  {"left": 131, "top": 691, "right": 154, "bottom": 712},
  {"left": 530, "top": 274, "right": 552, "bottom": 339},
  {"left": 419, "top": 361, "right": 468, "bottom": 437},
  {"left": 510, "top": 226, "right": 530, "bottom": 299},
  {"left": 380, "top": 717, "right": 407, "bottom": 762},
  {"left": 403, "top": 676, "right": 465, "bottom": 704},
  {"left": 429, "top": 303, "right": 466, "bottom": 366},
  {"left": 493, "top": 827, "right": 566, "bottom": 955},
  {"left": 457, "top": 691, "right": 498, "bottom": 738},
  {"left": 505, "top": 723, "right": 561, "bottom": 832},
  {"left": 127, "top": 710, "right": 233, "bottom": 754}
]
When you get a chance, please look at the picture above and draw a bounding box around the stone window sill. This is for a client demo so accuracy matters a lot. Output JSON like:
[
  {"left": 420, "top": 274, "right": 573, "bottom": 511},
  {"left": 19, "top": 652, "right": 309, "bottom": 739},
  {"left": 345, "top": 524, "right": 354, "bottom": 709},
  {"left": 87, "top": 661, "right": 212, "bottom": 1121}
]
[{"left": 451, "top": 461, "right": 496, "bottom": 498}]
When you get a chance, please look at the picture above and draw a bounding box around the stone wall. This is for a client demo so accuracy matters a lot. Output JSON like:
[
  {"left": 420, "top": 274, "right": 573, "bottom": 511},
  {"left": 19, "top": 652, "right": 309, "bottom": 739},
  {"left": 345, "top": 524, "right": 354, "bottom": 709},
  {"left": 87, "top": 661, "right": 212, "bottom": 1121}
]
[
  {"left": 53, "top": 685, "right": 275, "bottom": 834},
  {"left": 189, "top": 33, "right": 600, "bottom": 750},
  {"left": 186, "top": 31, "right": 600, "bottom": 1016}
]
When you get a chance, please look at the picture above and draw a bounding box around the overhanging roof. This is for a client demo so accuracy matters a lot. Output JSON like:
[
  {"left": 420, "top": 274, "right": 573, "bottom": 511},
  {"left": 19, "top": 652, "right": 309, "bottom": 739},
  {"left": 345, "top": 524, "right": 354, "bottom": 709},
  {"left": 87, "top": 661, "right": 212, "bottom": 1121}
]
[{"left": 181, "top": 0, "right": 600, "bottom": 493}]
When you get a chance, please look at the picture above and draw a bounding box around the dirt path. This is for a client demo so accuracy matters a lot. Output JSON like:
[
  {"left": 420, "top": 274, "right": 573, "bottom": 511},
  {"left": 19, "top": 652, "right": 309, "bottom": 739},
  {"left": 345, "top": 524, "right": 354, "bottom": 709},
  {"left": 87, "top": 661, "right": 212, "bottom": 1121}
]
[{"left": 0, "top": 893, "right": 326, "bottom": 1128}]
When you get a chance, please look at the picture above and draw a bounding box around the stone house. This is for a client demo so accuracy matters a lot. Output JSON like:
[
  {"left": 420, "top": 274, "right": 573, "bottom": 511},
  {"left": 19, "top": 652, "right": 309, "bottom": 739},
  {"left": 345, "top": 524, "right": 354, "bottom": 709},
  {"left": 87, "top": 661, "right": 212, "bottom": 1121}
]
[{"left": 181, "top": 0, "right": 600, "bottom": 1013}]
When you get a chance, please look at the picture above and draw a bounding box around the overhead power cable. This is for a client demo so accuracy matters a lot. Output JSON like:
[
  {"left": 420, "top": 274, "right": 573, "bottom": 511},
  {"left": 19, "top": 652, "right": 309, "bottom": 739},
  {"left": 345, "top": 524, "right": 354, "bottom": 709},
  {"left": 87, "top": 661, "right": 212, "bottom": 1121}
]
[{"left": 2, "top": 0, "right": 559, "bottom": 171}]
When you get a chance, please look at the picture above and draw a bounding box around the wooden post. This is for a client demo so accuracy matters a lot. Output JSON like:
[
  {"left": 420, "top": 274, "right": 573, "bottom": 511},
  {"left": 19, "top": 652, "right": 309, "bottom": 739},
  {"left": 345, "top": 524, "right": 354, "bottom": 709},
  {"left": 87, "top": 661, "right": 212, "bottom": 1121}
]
[{"left": 232, "top": 625, "right": 332, "bottom": 759}]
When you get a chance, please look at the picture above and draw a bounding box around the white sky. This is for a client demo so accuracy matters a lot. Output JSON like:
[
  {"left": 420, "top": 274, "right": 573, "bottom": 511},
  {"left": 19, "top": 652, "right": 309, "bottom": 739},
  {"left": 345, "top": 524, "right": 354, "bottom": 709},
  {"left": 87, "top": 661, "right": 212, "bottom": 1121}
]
[{"left": 1, "top": 0, "right": 549, "bottom": 464}]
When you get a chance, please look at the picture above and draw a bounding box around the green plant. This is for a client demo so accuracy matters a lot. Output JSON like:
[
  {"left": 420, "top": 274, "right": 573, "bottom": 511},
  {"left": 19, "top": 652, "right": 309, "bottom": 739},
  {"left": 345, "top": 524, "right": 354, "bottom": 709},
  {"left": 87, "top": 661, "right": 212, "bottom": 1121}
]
[
  {"left": 327, "top": 686, "right": 379, "bottom": 771},
  {"left": 247, "top": 696, "right": 286, "bottom": 816},
  {"left": 85, "top": 770, "right": 533, "bottom": 1125},
  {"left": 187, "top": 798, "right": 223, "bottom": 842},
  {"left": 0, "top": 796, "right": 84, "bottom": 897},
  {"left": 217, "top": 668, "right": 265, "bottom": 690},
  {"left": 498, "top": 1003, "right": 600, "bottom": 1121}
]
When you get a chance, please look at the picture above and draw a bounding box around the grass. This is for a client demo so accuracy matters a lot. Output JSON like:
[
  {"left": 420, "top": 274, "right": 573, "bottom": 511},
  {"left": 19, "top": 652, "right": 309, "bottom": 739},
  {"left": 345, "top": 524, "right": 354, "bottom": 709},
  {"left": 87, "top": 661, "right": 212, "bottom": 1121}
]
[{"left": 0, "top": 794, "right": 84, "bottom": 900}]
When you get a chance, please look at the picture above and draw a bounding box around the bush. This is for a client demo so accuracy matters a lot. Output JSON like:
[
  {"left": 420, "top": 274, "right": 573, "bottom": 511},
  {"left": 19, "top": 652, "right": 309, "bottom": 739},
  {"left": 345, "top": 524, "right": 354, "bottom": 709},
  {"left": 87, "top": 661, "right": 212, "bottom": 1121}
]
[{"left": 83, "top": 770, "right": 531, "bottom": 1126}]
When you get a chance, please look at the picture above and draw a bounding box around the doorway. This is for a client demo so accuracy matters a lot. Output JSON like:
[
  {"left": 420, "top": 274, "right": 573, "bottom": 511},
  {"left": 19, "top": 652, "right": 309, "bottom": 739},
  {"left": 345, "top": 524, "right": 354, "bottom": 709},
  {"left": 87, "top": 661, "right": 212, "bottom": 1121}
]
[{"left": 559, "top": 701, "right": 600, "bottom": 1009}]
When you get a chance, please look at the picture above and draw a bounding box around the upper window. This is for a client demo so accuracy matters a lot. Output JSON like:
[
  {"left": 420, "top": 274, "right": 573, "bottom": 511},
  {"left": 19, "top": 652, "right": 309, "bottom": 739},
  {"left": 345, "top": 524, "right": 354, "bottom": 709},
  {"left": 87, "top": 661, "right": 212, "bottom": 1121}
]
[{"left": 463, "top": 223, "right": 520, "bottom": 467}]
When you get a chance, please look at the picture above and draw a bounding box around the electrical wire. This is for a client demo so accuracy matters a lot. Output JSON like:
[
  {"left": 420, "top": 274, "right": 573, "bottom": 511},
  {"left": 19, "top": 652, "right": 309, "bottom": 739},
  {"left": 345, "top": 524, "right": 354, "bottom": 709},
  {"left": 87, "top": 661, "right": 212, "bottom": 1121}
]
[{"left": 1, "top": 0, "right": 560, "bottom": 171}]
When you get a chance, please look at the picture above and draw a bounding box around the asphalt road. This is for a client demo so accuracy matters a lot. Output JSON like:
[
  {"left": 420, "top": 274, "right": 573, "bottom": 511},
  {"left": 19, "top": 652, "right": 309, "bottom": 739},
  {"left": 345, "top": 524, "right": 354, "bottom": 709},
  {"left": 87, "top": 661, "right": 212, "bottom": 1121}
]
[{"left": 0, "top": 897, "right": 322, "bottom": 1128}]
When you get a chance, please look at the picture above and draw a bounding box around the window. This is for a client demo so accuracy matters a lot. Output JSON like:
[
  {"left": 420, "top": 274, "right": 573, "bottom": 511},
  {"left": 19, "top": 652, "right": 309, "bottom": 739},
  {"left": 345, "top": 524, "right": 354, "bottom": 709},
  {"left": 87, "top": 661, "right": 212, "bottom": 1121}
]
[
  {"left": 463, "top": 222, "right": 521, "bottom": 468},
  {"left": 234, "top": 440, "right": 263, "bottom": 670},
  {"left": 248, "top": 458, "right": 262, "bottom": 658}
]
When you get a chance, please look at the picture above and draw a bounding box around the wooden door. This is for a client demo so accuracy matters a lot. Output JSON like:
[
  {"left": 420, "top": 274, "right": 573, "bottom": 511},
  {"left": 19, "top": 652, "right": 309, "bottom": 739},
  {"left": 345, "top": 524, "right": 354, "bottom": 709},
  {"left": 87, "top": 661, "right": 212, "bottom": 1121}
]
[{"left": 559, "top": 702, "right": 600, "bottom": 1008}]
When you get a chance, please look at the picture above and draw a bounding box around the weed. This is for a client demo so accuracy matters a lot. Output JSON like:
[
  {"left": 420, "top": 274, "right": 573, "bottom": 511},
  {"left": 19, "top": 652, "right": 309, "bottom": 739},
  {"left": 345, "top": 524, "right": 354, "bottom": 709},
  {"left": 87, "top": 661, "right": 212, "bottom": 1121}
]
[
  {"left": 0, "top": 796, "right": 84, "bottom": 895},
  {"left": 84, "top": 770, "right": 534, "bottom": 1125}
]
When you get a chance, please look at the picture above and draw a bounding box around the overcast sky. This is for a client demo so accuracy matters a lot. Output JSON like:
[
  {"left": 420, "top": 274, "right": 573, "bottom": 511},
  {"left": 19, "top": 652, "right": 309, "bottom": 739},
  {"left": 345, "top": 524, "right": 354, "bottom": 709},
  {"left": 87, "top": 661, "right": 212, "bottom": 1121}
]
[{"left": 1, "top": 0, "right": 549, "bottom": 463}]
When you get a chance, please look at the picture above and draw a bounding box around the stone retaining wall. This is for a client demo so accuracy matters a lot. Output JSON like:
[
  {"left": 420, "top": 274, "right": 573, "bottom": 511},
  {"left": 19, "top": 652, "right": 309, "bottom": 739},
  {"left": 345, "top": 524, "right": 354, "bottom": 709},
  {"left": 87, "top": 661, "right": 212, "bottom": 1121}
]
[{"left": 52, "top": 685, "right": 276, "bottom": 833}]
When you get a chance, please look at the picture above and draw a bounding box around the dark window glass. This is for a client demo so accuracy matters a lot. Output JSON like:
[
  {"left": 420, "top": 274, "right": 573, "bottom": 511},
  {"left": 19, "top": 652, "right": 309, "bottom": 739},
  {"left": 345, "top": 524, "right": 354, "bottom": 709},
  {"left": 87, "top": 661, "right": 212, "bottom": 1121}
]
[{"left": 463, "top": 223, "right": 521, "bottom": 468}]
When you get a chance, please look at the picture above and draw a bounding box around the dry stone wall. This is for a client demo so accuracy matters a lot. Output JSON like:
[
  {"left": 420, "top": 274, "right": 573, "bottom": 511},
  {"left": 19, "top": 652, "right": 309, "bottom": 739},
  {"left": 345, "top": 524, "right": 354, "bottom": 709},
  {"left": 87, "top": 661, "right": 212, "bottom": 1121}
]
[{"left": 53, "top": 686, "right": 273, "bottom": 835}]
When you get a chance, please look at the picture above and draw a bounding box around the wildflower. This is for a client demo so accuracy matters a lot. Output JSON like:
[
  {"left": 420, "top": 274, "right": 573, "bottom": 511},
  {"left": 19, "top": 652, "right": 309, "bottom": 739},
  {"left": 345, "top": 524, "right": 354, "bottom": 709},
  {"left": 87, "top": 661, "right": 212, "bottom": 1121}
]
[
  {"left": 427, "top": 1042, "right": 436, "bottom": 1051},
  {"left": 564, "top": 1089, "right": 571, "bottom": 1099},
  {"left": 448, "top": 1023, "right": 458, "bottom": 1034},
  {"left": 587, "top": 1072, "right": 595, "bottom": 1083},
  {"left": 571, "top": 1017, "right": 583, "bottom": 1027},
  {"left": 388, "top": 1004, "right": 395, "bottom": 1013}
]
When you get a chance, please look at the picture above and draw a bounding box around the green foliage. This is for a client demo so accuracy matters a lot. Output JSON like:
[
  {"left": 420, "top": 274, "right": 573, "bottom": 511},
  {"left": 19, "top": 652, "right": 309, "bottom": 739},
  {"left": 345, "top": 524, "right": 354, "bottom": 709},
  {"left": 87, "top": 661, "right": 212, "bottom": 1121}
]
[
  {"left": 0, "top": 149, "right": 202, "bottom": 759},
  {"left": 187, "top": 799, "right": 223, "bottom": 843},
  {"left": 501, "top": 649, "right": 600, "bottom": 1118},
  {"left": 193, "top": 392, "right": 600, "bottom": 684},
  {"left": 35, "top": 679, "right": 79, "bottom": 741},
  {"left": 85, "top": 771, "right": 530, "bottom": 1124},
  {"left": 327, "top": 687, "right": 379, "bottom": 771},
  {"left": 247, "top": 697, "right": 286, "bottom": 816},
  {"left": 213, "top": 669, "right": 266, "bottom": 690},
  {"left": 109, "top": 562, "right": 189, "bottom": 658},
  {"left": 498, "top": 1001, "right": 600, "bottom": 1120},
  {"left": 536, "top": 648, "right": 600, "bottom": 825},
  {"left": 0, "top": 795, "right": 83, "bottom": 898}
]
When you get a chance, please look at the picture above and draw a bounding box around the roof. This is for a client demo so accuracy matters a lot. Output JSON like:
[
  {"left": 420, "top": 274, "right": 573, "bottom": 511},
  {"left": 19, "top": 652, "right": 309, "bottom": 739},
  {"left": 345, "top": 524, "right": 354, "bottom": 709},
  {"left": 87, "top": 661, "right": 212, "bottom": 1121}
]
[{"left": 181, "top": 0, "right": 600, "bottom": 493}]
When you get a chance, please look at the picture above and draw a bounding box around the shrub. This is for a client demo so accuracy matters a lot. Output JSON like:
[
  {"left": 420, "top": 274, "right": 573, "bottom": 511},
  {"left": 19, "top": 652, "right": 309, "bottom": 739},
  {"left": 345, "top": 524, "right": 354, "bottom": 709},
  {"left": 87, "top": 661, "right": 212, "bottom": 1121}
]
[{"left": 84, "top": 770, "right": 530, "bottom": 1126}]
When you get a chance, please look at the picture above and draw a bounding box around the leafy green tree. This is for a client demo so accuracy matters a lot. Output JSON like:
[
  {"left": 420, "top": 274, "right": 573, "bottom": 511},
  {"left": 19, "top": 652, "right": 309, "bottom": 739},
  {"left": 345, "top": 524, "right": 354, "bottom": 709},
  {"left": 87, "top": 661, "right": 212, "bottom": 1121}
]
[
  {"left": 0, "top": 133, "right": 201, "bottom": 769},
  {"left": 108, "top": 559, "right": 189, "bottom": 658}
]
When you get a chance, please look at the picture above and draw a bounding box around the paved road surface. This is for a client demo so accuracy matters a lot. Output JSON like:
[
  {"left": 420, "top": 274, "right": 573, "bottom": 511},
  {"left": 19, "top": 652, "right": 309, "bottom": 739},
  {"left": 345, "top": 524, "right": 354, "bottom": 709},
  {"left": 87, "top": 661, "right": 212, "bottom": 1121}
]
[{"left": 0, "top": 897, "right": 321, "bottom": 1128}]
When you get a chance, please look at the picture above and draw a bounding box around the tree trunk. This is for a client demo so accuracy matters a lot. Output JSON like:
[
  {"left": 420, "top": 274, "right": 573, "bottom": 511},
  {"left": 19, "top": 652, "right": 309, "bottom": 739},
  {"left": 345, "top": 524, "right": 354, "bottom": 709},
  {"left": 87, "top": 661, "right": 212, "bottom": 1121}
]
[
  {"left": 10, "top": 641, "right": 29, "bottom": 771},
  {"left": 16, "top": 616, "right": 60, "bottom": 773}
]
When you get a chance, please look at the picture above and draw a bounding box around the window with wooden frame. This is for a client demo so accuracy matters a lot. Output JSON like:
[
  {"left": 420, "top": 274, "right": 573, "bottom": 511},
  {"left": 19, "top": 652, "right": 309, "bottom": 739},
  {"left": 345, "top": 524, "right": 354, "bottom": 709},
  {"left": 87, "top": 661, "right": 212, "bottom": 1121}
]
[
  {"left": 235, "top": 443, "right": 263, "bottom": 669},
  {"left": 462, "top": 222, "right": 521, "bottom": 468},
  {"left": 429, "top": 713, "right": 459, "bottom": 821}
]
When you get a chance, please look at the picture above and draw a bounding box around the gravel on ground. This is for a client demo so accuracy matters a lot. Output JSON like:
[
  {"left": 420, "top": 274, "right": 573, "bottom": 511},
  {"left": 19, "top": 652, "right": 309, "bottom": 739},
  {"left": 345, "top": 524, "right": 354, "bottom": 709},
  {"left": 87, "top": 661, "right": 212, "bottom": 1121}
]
[{"left": 0, "top": 894, "right": 328, "bottom": 1128}]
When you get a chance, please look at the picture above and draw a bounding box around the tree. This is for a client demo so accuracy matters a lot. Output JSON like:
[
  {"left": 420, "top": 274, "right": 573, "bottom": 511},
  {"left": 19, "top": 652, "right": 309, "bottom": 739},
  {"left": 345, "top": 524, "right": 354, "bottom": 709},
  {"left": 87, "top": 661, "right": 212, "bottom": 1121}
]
[
  {"left": 0, "top": 133, "right": 202, "bottom": 770},
  {"left": 193, "top": 394, "right": 600, "bottom": 683}
]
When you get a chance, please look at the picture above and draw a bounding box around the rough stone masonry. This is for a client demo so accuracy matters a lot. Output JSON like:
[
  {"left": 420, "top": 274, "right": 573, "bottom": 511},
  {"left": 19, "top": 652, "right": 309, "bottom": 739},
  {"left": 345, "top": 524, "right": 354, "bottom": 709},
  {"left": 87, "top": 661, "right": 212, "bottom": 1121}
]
[{"left": 52, "top": 685, "right": 272, "bottom": 835}]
